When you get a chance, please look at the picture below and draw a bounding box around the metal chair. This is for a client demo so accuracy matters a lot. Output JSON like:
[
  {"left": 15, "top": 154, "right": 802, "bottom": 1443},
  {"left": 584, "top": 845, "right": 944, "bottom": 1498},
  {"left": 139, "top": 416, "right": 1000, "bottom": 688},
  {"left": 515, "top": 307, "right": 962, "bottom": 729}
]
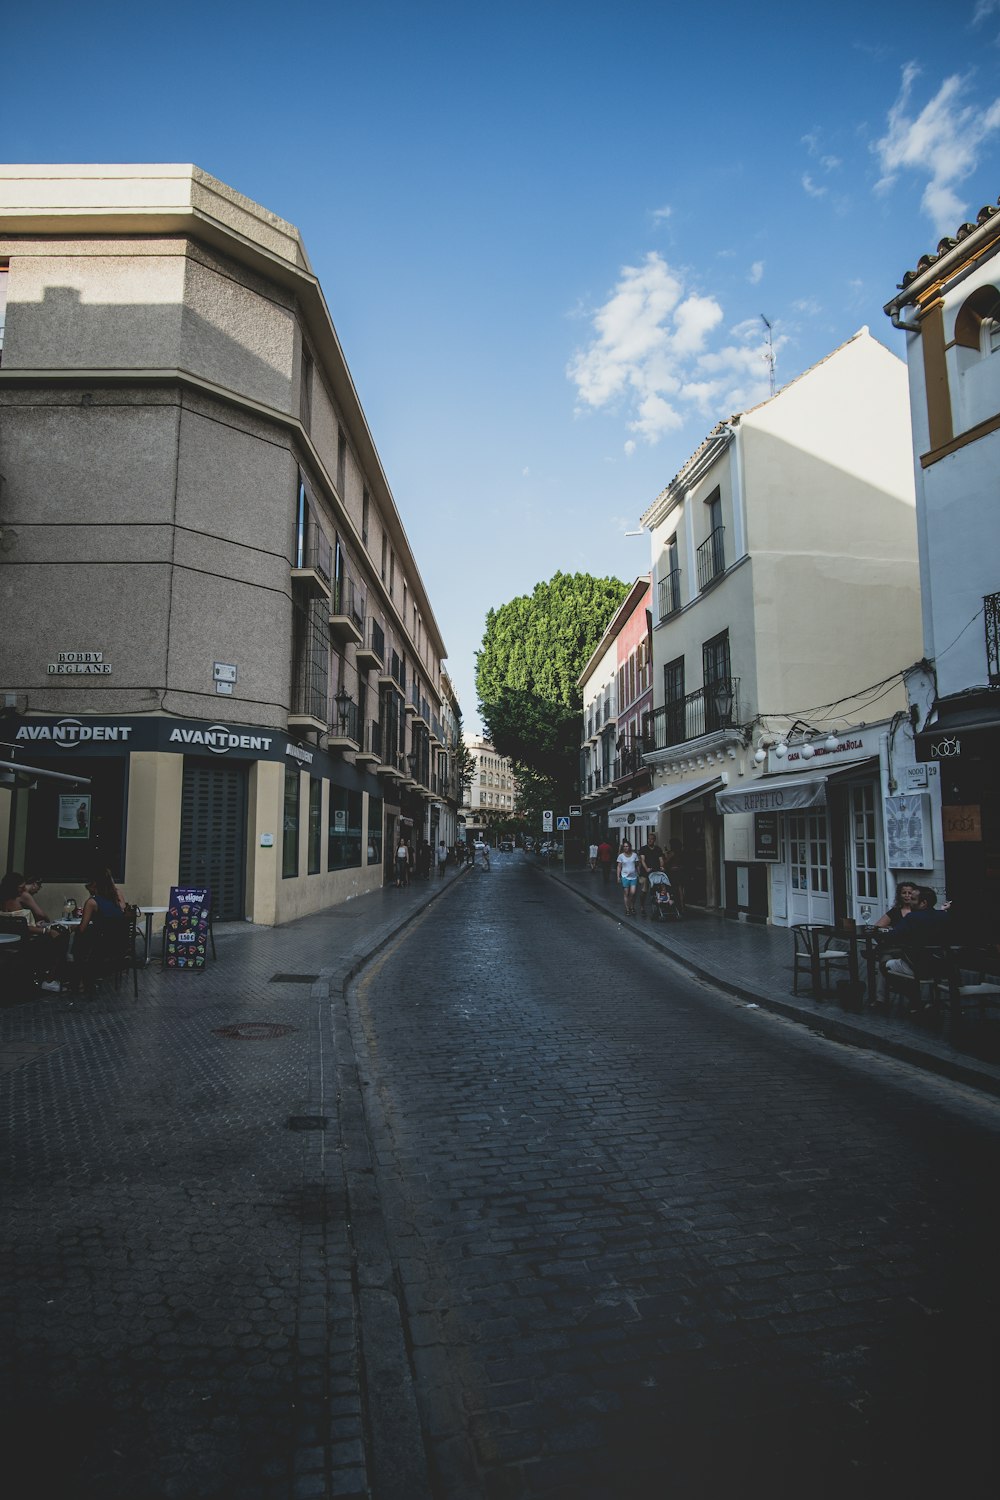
[{"left": 792, "top": 924, "right": 850, "bottom": 996}]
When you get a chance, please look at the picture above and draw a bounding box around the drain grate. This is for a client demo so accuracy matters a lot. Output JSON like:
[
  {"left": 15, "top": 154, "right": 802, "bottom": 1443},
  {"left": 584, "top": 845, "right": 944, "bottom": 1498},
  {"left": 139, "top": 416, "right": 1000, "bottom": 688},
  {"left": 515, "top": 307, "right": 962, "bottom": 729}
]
[
  {"left": 287, "top": 1115, "right": 329, "bottom": 1131},
  {"left": 213, "top": 1022, "right": 298, "bottom": 1040},
  {"left": 270, "top": 973, "right": 320, "bottom": 983}
]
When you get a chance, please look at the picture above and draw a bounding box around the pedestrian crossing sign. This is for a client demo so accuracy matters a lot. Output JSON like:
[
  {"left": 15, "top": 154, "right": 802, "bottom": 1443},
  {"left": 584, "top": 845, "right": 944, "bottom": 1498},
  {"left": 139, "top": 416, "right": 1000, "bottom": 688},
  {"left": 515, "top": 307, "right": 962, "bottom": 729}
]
[{"left": 556, "top": 816, "right": 570, "bottom": 830}]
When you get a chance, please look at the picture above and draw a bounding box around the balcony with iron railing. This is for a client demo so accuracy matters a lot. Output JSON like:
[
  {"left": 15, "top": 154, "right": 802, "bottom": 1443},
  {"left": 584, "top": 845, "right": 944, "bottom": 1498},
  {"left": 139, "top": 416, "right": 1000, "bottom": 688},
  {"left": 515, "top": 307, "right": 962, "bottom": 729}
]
[
  {"left": 642, "top": 677, "right": 740, "bottom": 754},
  {"left": 612, "top": 742, "right": 645, "bottom": 781},
  {"left": 289, "top": 599, "right": 329, "bottom": 732},
  {"left": 356, "top": 718, "right": 381, "bottom": 766},
  {"left": 329, "top": 692, "right": 361, "bottom": 749},
  {"left": 356, "top": 618, "right": 385, "bottom": 673},
  {"left": 330, "top": 576, "right": 364, "bottom": 646},
  {"left": 658, "top": 568, "right": 681, "bottom": 620},
  {"left": 291, "top": 528, "right": 333, "bottom": 602},
  {"left": 696, "top": 526, "right": 726, "bottom": 591}
]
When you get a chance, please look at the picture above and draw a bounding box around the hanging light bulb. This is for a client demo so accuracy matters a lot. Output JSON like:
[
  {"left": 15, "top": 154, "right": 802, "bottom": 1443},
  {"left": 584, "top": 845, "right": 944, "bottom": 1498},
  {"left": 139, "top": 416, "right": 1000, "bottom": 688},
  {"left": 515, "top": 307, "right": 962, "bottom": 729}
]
[
  {"left": 825, "top": 733, "right": 838, "bottom": 751},
  {"left": 754, "top": 747, "right": 766, "bottom": 765},
  {"left": 801, "top": 740, "right": 815, "bottom": 759},
  {"left": 774, "top": 740, "right": 788, "bottom": 758}
]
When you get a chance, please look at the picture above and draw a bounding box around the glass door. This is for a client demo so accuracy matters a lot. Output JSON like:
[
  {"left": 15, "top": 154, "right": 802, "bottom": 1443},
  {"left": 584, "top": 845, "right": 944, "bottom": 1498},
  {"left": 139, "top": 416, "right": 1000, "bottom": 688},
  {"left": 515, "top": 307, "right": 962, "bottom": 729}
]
[
  {"left": 849, "top": 783, "right": 882, "bottom": 926},
  {"left": 786, "top": 810, "right": 833, "bottom": 926}
]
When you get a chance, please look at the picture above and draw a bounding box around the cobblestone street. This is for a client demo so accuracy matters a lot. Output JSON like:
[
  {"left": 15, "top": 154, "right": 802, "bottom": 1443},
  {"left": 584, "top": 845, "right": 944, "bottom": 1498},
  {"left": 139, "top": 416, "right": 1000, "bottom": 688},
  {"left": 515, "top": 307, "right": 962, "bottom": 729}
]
[
  {"left": 3, "top": 854, "right": 1000, "bottom": 1498},
  {"left": 354, "top": 855, "right": 1000, "bottom": 1498}
]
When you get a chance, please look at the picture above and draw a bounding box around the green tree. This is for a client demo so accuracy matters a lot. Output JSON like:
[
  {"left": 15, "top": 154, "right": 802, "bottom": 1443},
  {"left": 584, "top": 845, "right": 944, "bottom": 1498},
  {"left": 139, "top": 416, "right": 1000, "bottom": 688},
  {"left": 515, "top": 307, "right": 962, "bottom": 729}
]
[{"left": 476, "top": 571, "right": 629, "bottom": 804}]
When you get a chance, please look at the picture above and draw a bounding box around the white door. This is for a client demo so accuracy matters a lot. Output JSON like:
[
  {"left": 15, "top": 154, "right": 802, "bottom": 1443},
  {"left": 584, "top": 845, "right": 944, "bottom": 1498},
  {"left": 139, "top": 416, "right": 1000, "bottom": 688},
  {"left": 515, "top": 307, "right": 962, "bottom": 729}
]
[
  {"left": 786, "top": 810, "right": 833, "bottom": 926},
  {"left": 848, "top": 783, "right": 883, "bottom": 926}
]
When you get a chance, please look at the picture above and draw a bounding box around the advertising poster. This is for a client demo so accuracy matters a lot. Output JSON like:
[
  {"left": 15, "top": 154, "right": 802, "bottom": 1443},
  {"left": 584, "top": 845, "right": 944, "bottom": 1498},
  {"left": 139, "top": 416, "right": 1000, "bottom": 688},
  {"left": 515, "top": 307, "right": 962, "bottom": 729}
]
[
  {"left": 163, "top": 886, "right": 211, "bottom": 970},
  {"left": 58, "top": 794, "right": 91, "bottom": 839}
]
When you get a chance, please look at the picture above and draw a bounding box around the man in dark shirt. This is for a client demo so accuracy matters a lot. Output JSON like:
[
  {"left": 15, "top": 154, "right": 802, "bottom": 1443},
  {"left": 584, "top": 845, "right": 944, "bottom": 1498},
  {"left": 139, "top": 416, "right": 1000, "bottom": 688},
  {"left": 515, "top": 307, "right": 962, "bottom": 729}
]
[
  {"left": 597, "top": 839, "right": 613, "bottom": 885},
  {"left": 638, "top": 831, "right": 664, "bottom": 917}
]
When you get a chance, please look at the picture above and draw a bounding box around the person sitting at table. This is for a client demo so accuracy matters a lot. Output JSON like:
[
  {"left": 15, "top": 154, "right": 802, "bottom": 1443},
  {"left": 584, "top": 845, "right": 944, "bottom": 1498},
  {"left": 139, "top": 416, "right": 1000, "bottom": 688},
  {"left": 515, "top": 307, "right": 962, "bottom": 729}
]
[
  {"left": 72, "top": 869, "right": 127, "bottom": 992},
  {"left": 880, "top": 887, "right": 952, "bottom": 982},
  {"left": 16, "top": 874, "right": 52, "bottom": 924},
  {"left": 874, "top": 881, "right": 922, "bottom": 929},
  {"left": 0, "top": 870, "right": 67, "bottom": 992}
]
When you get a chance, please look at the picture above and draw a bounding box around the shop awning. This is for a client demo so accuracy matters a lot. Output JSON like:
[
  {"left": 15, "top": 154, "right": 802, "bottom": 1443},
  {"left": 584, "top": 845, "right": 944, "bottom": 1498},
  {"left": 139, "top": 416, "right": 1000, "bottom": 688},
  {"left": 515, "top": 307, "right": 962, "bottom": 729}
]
[
  {"left": 715, "top": 757, "right": 876, "bottom": 816},
  {"left": 608, "top": 774, "right": 722, "bottom": 828}
]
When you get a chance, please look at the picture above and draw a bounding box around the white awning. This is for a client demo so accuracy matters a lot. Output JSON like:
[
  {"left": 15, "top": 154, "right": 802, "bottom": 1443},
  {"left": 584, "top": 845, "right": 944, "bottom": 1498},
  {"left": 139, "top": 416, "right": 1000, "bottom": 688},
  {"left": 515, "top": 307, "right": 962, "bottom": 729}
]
[
  {"left": 715, "top": 758, "right": 875, "bottom": 816},
  {"left": 608, "top": 775, "right": 723, "bottom": 828}
]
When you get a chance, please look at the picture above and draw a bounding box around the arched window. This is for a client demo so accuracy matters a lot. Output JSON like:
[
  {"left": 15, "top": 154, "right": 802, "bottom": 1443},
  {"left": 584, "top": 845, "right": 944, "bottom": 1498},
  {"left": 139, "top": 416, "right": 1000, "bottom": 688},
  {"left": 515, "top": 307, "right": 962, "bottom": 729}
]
[{"left": 954, "top": 285, "right": 1000, "bottom": 355}]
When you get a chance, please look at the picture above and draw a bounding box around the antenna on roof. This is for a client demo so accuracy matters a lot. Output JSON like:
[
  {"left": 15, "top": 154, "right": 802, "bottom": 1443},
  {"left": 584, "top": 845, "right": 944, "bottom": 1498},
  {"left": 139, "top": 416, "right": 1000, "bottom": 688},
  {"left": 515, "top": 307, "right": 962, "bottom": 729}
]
[{"left": 761, "top": 314, "right": 776, "bottom": 397}]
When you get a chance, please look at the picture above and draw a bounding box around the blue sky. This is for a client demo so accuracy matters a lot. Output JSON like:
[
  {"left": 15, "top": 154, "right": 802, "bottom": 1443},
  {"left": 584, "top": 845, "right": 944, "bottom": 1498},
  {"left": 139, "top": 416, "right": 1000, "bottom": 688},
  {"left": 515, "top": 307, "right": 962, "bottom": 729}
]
[{"left": 8, "top": 1, "right": 1000, "bottom": 730}]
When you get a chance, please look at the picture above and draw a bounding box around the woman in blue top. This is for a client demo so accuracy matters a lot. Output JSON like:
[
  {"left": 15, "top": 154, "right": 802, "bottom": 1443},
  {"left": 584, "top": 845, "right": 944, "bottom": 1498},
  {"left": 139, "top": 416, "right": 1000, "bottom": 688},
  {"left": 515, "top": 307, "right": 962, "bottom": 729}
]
[{"left": 74, "top": 869, "right": 126, "bottom": 990}]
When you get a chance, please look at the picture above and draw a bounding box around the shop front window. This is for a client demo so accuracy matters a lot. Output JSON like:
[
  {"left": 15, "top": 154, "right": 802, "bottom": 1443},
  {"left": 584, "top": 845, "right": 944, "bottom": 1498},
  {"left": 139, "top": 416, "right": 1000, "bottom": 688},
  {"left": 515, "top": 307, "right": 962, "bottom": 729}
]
[
  {"left": 282, "top": 766, "right": 300, "bottom": 878},
  {"left": 328, "top": 785, "right": 363, "bottom": 870}
]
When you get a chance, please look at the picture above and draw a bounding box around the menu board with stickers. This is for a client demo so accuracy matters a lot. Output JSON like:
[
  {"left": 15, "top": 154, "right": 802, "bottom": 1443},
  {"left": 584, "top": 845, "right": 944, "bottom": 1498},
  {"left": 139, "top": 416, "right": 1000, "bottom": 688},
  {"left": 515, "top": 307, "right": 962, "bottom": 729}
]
[{"left": 163, "top": 887, "right": 211, "bottom": 970}]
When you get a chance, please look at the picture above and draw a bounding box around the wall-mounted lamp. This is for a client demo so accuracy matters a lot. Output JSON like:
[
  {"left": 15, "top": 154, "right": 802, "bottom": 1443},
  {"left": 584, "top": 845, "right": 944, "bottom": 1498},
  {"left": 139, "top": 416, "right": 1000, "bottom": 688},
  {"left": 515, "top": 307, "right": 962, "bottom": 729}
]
[{"left": 334, "top": 684, "right": 351, "bottom": 736}]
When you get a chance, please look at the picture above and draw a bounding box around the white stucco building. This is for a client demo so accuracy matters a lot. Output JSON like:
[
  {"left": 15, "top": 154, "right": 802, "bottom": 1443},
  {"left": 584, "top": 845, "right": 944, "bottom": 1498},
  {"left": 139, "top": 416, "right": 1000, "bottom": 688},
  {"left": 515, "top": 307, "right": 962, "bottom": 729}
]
[
  {"left": 628, "top": 328, "right": 927, "bottom": 925},
  {"left": 884, "top": 198, "right": 1000, "bottom": 927}
]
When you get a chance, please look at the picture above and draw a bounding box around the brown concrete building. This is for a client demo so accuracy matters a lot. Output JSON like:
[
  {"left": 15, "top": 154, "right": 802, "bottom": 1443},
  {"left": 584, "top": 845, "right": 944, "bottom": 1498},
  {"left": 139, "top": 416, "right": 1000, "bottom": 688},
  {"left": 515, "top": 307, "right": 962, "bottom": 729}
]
[{"left": 0, "top": 164, "right": 462, "bottom": 922}]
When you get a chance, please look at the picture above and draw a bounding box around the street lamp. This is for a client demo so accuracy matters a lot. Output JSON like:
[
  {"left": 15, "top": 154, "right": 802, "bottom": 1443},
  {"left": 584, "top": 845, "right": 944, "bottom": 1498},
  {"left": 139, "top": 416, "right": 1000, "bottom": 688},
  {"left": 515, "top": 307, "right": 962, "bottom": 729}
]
[
  {"left": 334, "top": 684, "right": 350, "bottom": 736},
  {"left": 712, "top": 679, "right": 734, "bottom": 728}
]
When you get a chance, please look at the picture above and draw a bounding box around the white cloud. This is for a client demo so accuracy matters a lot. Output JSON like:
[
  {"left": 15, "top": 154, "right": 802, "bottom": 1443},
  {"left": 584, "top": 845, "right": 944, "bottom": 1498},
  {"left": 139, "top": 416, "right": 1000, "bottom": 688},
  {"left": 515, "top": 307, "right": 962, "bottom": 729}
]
[
  {"left": 567, "top": 257, "right": 781, "bottom": 443},
  {"left": 652, "top": 204, "right": 672, "bottom": 222},
  {"left": 874, "top": 63, "right": 1000, "bottom": 232},
  {"left": 802, "top": 173, "right": 827, "bottom": 198},
  {"left": 748, "top": 260, "right": 764, "bottom": 285}
]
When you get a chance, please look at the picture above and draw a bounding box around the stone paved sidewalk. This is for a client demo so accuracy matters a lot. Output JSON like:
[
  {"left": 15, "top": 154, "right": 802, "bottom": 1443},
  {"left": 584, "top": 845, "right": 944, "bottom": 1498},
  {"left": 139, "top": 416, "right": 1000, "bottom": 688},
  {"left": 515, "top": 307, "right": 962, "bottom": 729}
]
[
  {"left": 546, "top": 860, "right": 1000, "bottom": 1100},
  {"left": 0, "top": 867, "right": 460, "bottom": 1500}
]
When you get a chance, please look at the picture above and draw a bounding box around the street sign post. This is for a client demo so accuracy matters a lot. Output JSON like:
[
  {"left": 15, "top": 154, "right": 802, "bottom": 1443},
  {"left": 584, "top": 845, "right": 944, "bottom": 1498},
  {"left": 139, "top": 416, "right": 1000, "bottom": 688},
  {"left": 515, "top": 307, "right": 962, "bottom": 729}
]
[
  {"left": 556, "top": 816, "right": 570, "bottom": 831},
  {"left": 569, "top": 804, "right": 582, "bottom": 817},
  {"left": 542, "top": 810, "right": 553, "bottom": 832}
]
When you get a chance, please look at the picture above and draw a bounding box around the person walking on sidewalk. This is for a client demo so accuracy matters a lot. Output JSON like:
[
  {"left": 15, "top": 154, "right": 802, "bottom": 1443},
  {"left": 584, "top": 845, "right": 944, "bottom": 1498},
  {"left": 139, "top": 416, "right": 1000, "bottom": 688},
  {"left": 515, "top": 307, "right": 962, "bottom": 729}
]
[
  {"left": 597, "top": 838, "right": 613, "bottom": 886},
  {"left": 394, "top": 837, "right": 410, "bottom": 888},
  {"left": 437, "top": 840, "right": 448, "bottom": 877},
  {"left": 588, "top": 841, "right": 599, "bottom": 873},
  {"left": 638, "top": 829, "right": 664, "bottom": 918},
  {"left": 616, "top": 840, "right": 640, "bottom": 918}
]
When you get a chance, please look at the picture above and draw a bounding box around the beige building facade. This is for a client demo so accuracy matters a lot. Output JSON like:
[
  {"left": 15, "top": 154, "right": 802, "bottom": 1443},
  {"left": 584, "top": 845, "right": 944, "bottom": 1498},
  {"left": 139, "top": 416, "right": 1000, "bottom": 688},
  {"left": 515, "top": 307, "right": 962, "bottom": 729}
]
[
  {"left": 461, "top": 736, "right": 518, "bottom": 839},
  {"left": 0, "top": 164, "right": 462, "bottom": 923}
]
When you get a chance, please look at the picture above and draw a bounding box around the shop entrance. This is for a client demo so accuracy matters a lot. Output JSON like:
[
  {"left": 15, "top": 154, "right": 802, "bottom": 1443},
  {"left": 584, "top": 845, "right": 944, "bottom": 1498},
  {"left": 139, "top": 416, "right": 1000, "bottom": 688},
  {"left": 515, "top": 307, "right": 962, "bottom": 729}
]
[
  {"left": 179, "top": 759, "right": 248, "bottom": 920},
  {"left": 786, "top": 810, "right": 833, "bottom": 926}
]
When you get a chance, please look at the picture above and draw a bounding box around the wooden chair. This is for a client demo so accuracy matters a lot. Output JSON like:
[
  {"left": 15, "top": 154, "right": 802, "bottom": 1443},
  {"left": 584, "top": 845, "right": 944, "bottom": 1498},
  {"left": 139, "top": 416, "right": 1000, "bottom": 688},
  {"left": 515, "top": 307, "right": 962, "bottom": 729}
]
[
  {"left": 77, "top": 905, "right": 141, "bottom": 1001},
  {"left": 934, "top": 946, "right": 1000, "bottom": 1034},
  {"left": 792, "top": 925, "right": 850, "bottom": 996}
]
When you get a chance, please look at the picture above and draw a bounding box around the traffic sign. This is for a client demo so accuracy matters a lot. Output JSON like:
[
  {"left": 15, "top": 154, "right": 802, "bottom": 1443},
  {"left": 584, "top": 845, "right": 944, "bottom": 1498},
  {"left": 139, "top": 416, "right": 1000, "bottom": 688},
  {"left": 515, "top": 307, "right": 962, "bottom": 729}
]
[
  {"left": 542, "top": 810, "right": 553, "bottom": 831},
  {"left": 569, "top": 804, "right": 582, "bottom": 817},
  {"left": 556, "top": 816, "right": 570, "bottom": 831}
]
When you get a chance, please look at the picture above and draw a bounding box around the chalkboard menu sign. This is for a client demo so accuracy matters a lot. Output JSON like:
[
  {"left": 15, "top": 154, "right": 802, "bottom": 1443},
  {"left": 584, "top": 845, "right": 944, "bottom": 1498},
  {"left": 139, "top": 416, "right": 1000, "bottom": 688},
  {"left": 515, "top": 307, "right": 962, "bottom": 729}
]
[
  {"left": 754, "top": 812, "right": 780, "bottom": 861},
  {"left": 164, "top": 887, "right": 211, "bottom": 970}
]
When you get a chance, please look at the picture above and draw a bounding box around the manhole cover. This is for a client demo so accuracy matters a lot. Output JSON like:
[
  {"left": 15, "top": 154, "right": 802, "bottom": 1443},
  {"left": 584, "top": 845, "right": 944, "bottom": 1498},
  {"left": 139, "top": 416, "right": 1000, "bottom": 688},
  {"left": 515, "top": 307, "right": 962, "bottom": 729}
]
[
  {"left": 213, "top": 1022, "right": 298, "bottom": 1040},
  {"left": 270, "top": 973, "right": 320, "bottom": 983},
  {"left": 287, "top": 1115, "right": 329, "bottom": 1131}
]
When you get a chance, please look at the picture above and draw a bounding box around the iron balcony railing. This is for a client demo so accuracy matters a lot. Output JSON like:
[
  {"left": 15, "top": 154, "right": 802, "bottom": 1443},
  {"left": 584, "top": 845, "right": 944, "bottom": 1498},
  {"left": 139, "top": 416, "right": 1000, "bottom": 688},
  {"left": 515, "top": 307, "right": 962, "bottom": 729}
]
[
  {"left": 332, "top": 575, "right": 365, "bottom": 629},
  {"left": 293, "top": 524, "right": 332, "bottom": 585},
  {"left": 658, "top": 568, "right": 681, "bottom": 620},
  {"left": 290, "top": 598, "right": 329, "bottom": 722},
  {"left": 390, "top": 651, "right": 406, "bottom": 692},
  {"left": 364, "top": 618, "right": 385, "bottom": 663},
  {"left": 332, "top": 696, "right": 360, "bottom": 743},
  {"left": 365, "top": 719, "right": 384, "bottom": 760},
  {"left": 612, "top": 742, "right": 645, "bottom": 781},
  {"left": 696, "top": 526, "right": 725, "bottom": 591},
  {"left": 642, "top": 677, "right": 740, "bottom": 752}
]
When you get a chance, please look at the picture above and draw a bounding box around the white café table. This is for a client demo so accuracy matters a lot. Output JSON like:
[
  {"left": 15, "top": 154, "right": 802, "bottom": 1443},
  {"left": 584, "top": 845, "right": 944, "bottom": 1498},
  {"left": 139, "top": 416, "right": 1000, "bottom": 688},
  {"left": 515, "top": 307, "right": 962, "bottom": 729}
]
[
  {"left": 140, "top": 907, "right": 171, "bottom": 966},
  {"left": 0, "top": 931, "right": 22, "bottom": 945}
]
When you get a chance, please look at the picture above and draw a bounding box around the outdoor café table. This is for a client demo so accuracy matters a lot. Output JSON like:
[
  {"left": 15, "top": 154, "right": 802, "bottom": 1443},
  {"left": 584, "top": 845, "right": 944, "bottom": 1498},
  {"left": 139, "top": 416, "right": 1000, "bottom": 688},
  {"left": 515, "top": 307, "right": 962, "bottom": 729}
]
[
  {"left": 140, "top": 907, "right": 171, "bottom": 966},
  {"left": 817, "top": 924, "right": 881, "bottom": 1009},
  {"left": 0, "top": 932, "right": 21, "bottom": 945}
]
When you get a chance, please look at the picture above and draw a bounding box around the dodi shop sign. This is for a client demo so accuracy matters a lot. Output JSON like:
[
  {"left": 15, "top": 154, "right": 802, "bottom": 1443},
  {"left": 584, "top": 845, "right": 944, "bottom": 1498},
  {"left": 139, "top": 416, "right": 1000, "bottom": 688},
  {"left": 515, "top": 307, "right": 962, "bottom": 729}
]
[{"left": 164, "top": 887, "right": 211, "bottom": 970}]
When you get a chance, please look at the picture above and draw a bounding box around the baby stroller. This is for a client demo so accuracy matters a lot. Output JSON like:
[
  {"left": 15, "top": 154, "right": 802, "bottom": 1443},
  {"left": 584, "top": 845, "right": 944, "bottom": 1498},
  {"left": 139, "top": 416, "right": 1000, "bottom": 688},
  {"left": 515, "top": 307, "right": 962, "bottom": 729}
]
[{"left": 648, "top": 871, "right": 675, "bottom": 922}]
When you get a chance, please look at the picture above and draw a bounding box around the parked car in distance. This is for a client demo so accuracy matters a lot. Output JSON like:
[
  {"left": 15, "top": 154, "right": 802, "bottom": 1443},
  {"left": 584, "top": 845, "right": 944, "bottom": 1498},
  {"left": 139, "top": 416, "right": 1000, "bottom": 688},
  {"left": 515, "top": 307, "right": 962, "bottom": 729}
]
[{"left": 499, "top": 840, "right": 514, "bottom": 852}]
